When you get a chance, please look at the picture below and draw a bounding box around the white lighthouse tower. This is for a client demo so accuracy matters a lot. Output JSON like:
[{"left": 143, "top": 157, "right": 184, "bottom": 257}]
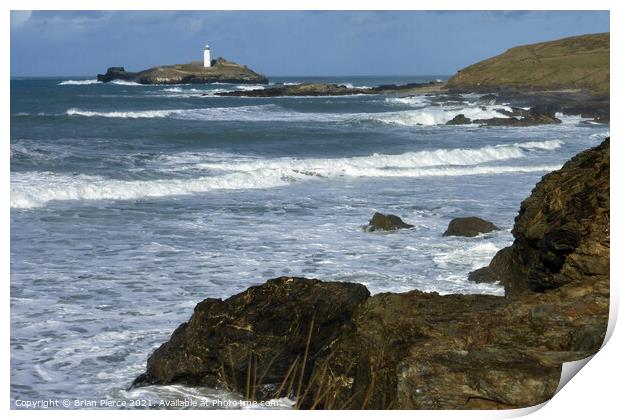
[{"left": 203, "top": 44, "right": 212, "bottom": 68}]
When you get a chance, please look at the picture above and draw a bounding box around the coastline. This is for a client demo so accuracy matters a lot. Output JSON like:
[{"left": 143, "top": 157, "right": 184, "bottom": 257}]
[{"left": 131, "top": 139, "right": 610, "bottom": 409}]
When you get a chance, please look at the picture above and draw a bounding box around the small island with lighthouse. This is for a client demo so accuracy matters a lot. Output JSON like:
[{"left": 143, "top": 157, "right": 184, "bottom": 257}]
[{"left": 97, "top": 44, "right": 269, "bottom": 85}]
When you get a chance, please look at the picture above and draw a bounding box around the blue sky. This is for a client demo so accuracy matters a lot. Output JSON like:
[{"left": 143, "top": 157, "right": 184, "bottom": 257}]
[{"left": 10, "top": 11, "right": 610, "bottom": 77}]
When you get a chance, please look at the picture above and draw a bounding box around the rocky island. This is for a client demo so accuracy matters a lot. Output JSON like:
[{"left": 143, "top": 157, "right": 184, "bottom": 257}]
[
  {"left": 132, "top": 138, "right": 610, "bottom": 409},
  {"left": 97, "top": 57, "right": 268, "bottom": 85}
]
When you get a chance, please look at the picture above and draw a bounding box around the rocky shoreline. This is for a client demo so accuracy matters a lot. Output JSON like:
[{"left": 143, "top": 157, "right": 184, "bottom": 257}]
[
  {"left": 97, "top": 57, "right": 268, "bottom": 85},
  {"left": 214, "top": 81, "right": 444, "bottom": 97},
  {"left": 132, "top": 138, "right": 610, "bottom": 409}
]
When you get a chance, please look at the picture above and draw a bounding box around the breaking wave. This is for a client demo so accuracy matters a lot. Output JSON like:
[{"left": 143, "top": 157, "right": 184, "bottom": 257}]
[
  {"left": 64, "top": 103, "right": 517, "bottom": 126},
  {"left": 11, "top": 140, "right": 562, "bottom": 209},
  {"left": 58, "top": 79, "right": 102, "bottom": 86}
]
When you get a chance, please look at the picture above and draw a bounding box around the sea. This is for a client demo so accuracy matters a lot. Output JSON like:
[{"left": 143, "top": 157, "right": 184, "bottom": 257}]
[{"left": 10, "top": 75, "right": 610, "bottom": 409}]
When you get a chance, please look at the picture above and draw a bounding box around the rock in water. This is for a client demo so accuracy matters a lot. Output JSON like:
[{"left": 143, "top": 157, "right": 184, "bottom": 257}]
[
  {"left": 365, "top": 212, "right": 414, "bottom": 232},
  {"left": 469, "top": 138, "right": 610, "bottom": 296},
  {"left": 442, "top": 217, "right": 498, "bottom": 237},
  {"left": 445, "top": 114, "right": 472, "bottom": 125},
  {"left": 132, "top": 277, "right": 370, "bottom": 399},
  {"left": 133, "top": 139, "right": 609, "bottom": 409},
  {"left": 97, "top": 58, "right": 268, "bottom": 85}
]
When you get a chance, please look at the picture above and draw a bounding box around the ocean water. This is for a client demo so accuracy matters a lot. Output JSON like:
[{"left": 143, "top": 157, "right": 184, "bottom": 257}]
[{"left": 10, "top": 75, "right": 609, "bottom": 408}]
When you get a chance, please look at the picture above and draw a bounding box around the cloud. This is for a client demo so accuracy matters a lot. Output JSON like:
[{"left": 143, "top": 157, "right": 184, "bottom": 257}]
[{"left": 10, "top": 11, "right": 32, "bottom": 29}]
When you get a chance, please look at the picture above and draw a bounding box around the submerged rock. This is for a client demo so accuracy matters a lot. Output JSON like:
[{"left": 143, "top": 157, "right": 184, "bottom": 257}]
[
  {"left": 443, "top": 217, "right": 499, "bottom": 237},
  {"left": 365, "top": 212, "right": 414, "bottom": 232}
]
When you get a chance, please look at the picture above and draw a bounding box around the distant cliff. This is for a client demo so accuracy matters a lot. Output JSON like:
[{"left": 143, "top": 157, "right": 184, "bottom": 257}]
[
  {"left": 97, "top": 57, "right": 268, "bottom": 85},
  {"left": 446, "top": 33, "right": 609, "bottom": 95}
]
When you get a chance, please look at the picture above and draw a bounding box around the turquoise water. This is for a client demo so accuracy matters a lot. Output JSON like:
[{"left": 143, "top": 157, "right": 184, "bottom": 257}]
[{"left": 10, "top": 76, "right": 609, "bottom": 407}]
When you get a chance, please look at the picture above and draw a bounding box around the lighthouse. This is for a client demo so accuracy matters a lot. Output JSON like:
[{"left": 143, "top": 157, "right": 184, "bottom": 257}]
[{"left": 203, "top": 44, "right": 211, "bottom": 68}]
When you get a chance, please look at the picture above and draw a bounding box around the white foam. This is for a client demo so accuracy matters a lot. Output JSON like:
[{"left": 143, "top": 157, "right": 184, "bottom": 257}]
[
  {"left": 370, "top": 105, "right": 512, "bottom": 126},
  {"left": 66, "top": 108, "right": 177, "bottom": 119},
  {"left": 58, "top": 79, "right": 102, "bottom": 86},
  {"left": 433, "top": 242, "right": 501, "bottom": 270},
  {"left": 385, "top": 96, "right": 431, "bottom": 107},
  {"left": 10, "top": 170, "right": 290, "bottom": 209},
  {"left": 11, "top": 140, "right": 562, "bottom": 209},
  {"left": 233, "top": 85, "right": 266, "bottom": 91},
  {"left": 110, "top": 80, "right": 144, "bottom": 86},
  {"left": 341, "top": 83, "right": 371, "bottom": 89},
  {"left": 64, "top": 103, "right": 516, "bottom": 126},
  {"left": 197, "top": 140, "right": 563, "bottom": 174},
  {"left": 555, "top": 112, "right": 587, "bottom": 125},
  {"left": 65, "top": 105, "right": 338, "bottom": 122}
]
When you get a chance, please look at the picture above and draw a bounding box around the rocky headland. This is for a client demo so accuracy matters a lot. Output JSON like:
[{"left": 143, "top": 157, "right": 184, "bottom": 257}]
[
  {"left": 445, "top": 32, "right": 610, "bottom": 123},
  {"left": 132, "top": 138, "right": 610, "bottom": 409},
  {"left": 446, "top": 33, "right": 609, "bottom": 95},
  {"left": 97, "top": 57, "right": 268, "bottom": 85}
]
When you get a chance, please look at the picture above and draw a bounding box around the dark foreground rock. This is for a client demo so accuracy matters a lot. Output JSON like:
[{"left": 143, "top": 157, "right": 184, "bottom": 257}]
[
  {"left": 97, "top": 58, "right": 268, "bottom": 85},
  {"left": 133, "top": 139, "right": 609, "bottom": 409},
  {"left": 133, "top": 277, "right": 370, "bottom": 398},
  {"left": 365, "top": 212, "right": 414, "bottom": 232},
  {"left": 443, "top": 217, "right": 499, "bottom": 237},
  {"left": 469, "top": 138, "right": 610, "bottom": 296}
]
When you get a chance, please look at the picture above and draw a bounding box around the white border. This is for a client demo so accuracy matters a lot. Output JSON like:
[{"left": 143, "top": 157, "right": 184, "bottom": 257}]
[{"left": 3, "top": 2, "right": 616, "bottom": 419}]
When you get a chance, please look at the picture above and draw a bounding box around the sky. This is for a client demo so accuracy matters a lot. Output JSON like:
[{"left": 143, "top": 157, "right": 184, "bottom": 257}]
[{"left": 10, "top": 10, "right": 610, "bottom": 77}]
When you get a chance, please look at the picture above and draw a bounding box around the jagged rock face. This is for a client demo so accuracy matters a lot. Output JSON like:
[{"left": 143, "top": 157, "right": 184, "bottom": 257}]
[
  {"left": 312, "top": 272, "right": 608, "bottom": 409},
  {"left": 365, "top": 212, "right": 414, "bottom": 232},
  {"left": 133, "top": 277, "right": 369, "bottom": 399},
  {"left": 442, "top": 217, "right": 498, "bottom": 237},
  {"left": 470, "top": 138, "right": 610, "bottom": 296}
]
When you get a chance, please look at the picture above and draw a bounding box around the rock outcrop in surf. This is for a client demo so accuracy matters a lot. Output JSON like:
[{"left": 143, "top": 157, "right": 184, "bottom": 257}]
[
  {"left": 133, "top": 139, "right": 609, "bottom": 409},
  {"left": 365, "top": 212, "right": 414, "bottom": 232},
  {"left": 97, "top": 58, "right": 268, "bottom": 85},
  {"left": 443, "top": 217, "right": 498, "bottom": 237},
  {"left": 215, "top": 81, "right": 442, "bottom": 97}
]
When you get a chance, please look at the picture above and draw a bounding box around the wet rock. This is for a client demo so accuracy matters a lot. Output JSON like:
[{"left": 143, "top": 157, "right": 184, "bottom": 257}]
[
  {"left": 469, "top": 138, "right": 610, "bottom": 296},
  {"left": 443, "top": 217, "right": 499, "bottom": 237},
  {"left": 132, "top": 277, "right": 370, "bottom": 399},
  {"left": 216, "top": 81, "right": 441, "bottom": 97},
  {"left": 478, "top": 94, "right": 498, "bottom": 105},
  {"left": 445, "top": 114, "right": 472, "bottom": 125},
  {"left": 133, "top": 139, "right": 609, "bottom": 409},
  {"left": 365, "top": 212, "right": 414, "bottom": 232},
  {"left": 474, "top": 112, "right": 561, "bottom": 126}
]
